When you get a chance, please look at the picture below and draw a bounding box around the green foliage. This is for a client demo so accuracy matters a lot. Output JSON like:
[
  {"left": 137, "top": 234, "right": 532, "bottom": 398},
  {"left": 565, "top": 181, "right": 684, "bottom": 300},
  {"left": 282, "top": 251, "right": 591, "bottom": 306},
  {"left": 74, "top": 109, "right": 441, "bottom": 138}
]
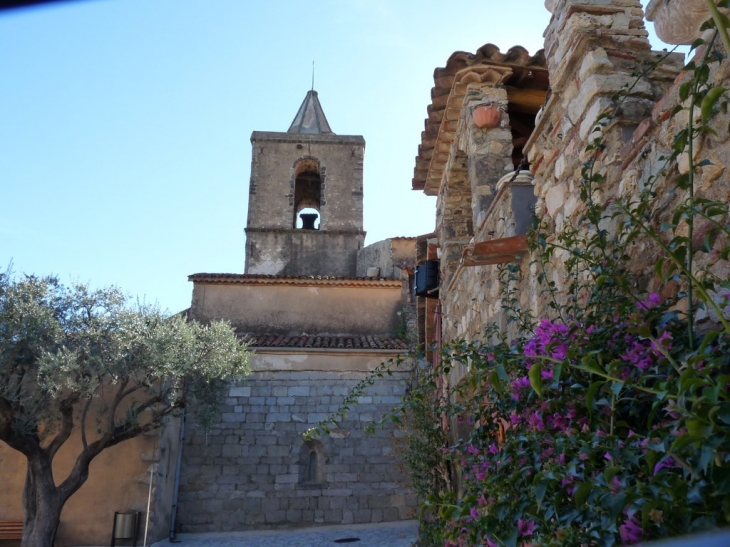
[
  {"left": 408, "top": 29, "right": 730, "bottom": 547},
  {"left": 0, "top": 271, "right": 251, "bottom": 448}
]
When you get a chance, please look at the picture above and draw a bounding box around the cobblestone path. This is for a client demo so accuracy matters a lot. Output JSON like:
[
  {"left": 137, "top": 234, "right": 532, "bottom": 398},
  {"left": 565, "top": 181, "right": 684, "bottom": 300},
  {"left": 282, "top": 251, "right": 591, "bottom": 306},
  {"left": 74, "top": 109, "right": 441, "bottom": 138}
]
[{"left": 151, "top": 520, "right": 418, "bottom": 547}]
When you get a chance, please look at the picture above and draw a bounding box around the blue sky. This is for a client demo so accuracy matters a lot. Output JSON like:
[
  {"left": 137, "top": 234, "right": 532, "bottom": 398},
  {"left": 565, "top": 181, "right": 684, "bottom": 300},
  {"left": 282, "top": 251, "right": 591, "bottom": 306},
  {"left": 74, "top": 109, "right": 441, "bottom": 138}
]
[{"left": 1, "top": 0, "right": 669, "bottom": 313}]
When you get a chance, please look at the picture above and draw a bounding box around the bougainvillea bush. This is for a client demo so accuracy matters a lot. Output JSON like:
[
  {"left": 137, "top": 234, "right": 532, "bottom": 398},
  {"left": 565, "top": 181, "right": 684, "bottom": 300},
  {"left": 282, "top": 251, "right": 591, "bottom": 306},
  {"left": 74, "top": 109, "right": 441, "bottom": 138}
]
[
  {"left": 431, "top": 294, "right": 730, "bottom": 547},
  {"left": 401, "top": 30, "right": 730, "bottom": 547}
]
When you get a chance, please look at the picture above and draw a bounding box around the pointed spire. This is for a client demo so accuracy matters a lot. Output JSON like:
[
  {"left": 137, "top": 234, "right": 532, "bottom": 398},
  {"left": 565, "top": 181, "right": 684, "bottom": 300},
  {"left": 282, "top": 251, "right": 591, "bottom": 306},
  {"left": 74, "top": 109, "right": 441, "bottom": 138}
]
[{"left": 287, "top": 90, "right": 334, "bottom": 135}]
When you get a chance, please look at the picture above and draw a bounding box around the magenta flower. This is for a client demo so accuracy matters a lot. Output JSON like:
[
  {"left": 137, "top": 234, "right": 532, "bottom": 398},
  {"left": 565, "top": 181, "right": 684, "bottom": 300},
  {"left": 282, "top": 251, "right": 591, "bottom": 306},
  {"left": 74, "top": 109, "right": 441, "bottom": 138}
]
[
  {"left": 484, "top": 537, "right": 498, "bottom": 547},
  {"left": 517, "top": 518, "right": 535, "bottom": 537},
  {"left": 528, "top": 411, "right": 545, "bottom": 431},
  {"left": 653, "top": 456, "right": 676, "bottom": 476},
  {"left": 477, "top": 493, "right": 487, "bottom": 507},
  {"left": 621, "top": 338, "right": 653, "bottom": 370},
  {"left": 651, "top": 331, "right": 672, "bottom": 354},
  {"left": 638, "top": 292, "right": 662, "bottom": 310},
  {"left": 619, "top": 512, "right": 643, "bottom": 545},
  {"left": 470, "top": 507, "right": 479, "bottom": 519}
]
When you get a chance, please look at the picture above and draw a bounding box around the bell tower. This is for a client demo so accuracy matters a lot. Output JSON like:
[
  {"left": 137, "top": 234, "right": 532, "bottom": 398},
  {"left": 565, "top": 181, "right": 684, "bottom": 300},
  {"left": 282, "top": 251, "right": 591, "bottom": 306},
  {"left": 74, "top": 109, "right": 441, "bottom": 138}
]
[{"left": 245, "top": 90, "right": 366, "bottom": 277}]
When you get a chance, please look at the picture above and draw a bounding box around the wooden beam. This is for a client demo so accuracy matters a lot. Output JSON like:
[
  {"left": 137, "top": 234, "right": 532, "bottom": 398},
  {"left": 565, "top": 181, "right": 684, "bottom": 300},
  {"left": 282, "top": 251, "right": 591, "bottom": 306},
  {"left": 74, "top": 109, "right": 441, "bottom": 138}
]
[
  {"left": 506, "top": 87, "right": 546, "bottom": 114},
  {"left": 461, "top": 235, "right": 529, "bottom": 267}
]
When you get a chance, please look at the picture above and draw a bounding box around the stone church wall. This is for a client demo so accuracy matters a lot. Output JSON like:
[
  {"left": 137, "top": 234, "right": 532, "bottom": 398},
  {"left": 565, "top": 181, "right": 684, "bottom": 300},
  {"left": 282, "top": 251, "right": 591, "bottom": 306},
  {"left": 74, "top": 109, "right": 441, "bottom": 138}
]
[
  {"left": 189, "top": 280, "right": 404, "bottom": 336},
  {"left": 245, "top": 229, "right": 364, "bottom": 277},
  {"left": 176, "top": 370, "right": 417, "bottom": 532}
]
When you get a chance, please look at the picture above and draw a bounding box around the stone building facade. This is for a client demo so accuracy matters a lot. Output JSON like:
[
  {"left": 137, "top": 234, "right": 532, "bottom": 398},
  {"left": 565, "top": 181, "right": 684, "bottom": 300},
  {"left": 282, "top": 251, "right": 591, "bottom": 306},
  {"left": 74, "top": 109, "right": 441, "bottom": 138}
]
[
  {"left": 6, "top": 2, "right": 726, "bottom": 544},
  {"left": 412, "top": 0, "right": 729, "bottom": 392},
  {"left": 174, "top": 91, "right": 417, "bottom": 532}
]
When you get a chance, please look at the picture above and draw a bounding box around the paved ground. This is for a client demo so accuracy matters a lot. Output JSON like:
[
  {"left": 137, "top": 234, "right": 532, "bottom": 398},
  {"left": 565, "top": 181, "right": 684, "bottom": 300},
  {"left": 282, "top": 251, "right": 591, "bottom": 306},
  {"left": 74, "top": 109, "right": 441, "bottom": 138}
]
[{"left": 151, "top": 520, "right": 418, "bottom": 547}]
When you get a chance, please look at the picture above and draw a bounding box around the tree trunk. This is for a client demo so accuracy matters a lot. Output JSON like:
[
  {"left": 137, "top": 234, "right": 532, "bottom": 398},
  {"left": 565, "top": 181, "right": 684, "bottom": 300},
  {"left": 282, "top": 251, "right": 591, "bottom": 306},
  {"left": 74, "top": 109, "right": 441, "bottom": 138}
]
[{"left": 21, "top": 455, "right": 63, "bottom": 547}]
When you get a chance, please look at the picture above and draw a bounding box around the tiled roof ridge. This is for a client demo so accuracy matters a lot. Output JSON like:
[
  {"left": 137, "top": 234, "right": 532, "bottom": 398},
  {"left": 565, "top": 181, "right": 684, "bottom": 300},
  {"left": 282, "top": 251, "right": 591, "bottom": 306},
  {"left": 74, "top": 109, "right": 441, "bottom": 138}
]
[
  {"left": 188, "top": 273, "right": 402, "bottom": 285},
  {"left": 413, "top": 43, "right": 548, "bottom": 194},
  {"left": 237, "top": 331, "right": 410, "bottom": 351},
  {"left": 437, "top": 44, "right": 547, "bottom": 79}
]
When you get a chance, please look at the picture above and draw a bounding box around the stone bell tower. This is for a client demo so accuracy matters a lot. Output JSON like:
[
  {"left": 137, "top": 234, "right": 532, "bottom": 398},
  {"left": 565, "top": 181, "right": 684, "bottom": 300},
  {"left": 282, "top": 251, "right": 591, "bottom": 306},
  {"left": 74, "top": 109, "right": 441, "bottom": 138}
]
[{"left": 244, "top": 90, "right": 366, "bottom": 277}]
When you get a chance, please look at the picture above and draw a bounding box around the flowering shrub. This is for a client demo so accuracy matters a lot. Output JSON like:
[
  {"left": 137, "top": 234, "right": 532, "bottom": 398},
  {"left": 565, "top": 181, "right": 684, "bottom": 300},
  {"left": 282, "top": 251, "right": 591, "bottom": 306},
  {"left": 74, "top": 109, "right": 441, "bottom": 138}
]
[
  {"left": 403, "top": 29, "right": 730, "bottom": 547},
  {"left": 433, "top": 301, "right": 730, "bottom": 546}
]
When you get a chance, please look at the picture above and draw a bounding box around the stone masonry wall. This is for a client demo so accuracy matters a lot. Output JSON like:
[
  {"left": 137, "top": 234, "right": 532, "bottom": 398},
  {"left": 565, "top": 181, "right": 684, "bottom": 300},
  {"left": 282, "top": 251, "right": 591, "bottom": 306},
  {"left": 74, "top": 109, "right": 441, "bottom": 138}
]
[
  {"left": 176, "top": 370, "right": 416, "bottom": 532},
  {"left": 433, "top": 0, "right": 730, "bottom": 392}
]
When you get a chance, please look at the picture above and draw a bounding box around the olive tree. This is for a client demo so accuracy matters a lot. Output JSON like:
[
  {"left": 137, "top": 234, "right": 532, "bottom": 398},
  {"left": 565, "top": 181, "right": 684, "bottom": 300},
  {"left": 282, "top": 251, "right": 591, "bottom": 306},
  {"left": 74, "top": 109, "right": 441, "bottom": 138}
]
[{"left": 0, "top": 272, "right": 251, "bottom": 547}]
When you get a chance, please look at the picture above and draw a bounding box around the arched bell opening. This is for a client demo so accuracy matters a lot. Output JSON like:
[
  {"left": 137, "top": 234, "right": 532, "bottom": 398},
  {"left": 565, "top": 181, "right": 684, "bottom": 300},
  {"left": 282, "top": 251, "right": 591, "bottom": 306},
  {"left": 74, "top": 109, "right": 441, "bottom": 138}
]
[{"left": 292, "top": 159, "right": 322, "bottom": 229}]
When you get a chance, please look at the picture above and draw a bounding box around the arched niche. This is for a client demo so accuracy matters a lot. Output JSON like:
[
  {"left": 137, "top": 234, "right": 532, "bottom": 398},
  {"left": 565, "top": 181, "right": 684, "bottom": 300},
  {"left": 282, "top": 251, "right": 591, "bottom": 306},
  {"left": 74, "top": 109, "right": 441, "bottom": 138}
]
[{"left": 298, "top": 439, "right": 325, "bottom": 486}]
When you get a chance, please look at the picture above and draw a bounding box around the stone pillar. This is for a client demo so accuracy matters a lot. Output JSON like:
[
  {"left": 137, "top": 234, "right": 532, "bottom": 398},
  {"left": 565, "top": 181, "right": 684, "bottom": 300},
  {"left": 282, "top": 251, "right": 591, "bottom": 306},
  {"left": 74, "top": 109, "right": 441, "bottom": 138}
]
[
  {"left": 462, "top": 85, "right": 513, "bottom": 230},
  {"left": 526, "top": 0, "right": 677, "bottom": 225}
]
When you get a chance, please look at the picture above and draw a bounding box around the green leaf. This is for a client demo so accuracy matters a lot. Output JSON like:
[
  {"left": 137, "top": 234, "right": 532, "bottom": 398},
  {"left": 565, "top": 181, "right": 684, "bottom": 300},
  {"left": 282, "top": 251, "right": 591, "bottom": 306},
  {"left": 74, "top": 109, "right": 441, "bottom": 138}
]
[
  {"left": 535, "top": 476, "right": 548, "bottom": 511},
  {"left": 529, "top": 363, "right": 543, "bottom": 398},
  {"left": 671, "top": 434, "right": 703, "bottom": 451},
  {"left": 575, "top": 482, "right": 593, "bottom": 507},
  {"left": 679, "top": 82, "right": 692, "bottom": 102},
  {"left": 489, "top": 370, "right": 503, "bottom": 395},
  {"left": 687, "top": 418, "right": 712, "bottom": 438},
  {"left": 552, "top": 363, "right": 563, "bottom": 388},
  {"left": 586, "top": 381, "right": 604, "bottom": 416},
  {"left": 496, "top": 362, "right": 510, "bottom": 384},
  {"left": 701, "top": 86, "right": 727, "bottom": 125}
]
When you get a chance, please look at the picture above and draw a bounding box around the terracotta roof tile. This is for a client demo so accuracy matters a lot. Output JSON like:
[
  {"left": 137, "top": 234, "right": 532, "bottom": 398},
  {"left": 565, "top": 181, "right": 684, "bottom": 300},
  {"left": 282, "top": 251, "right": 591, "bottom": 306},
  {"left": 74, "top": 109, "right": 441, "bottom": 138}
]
[
  {"left": 412, "top": 43, "right": 548, "bottom": 195},
  {"left": 188, "top": 273, "right": 402, "bottom": 288},
  {"left": 237, "top": 332, "right": 409, "bottom": 351}
]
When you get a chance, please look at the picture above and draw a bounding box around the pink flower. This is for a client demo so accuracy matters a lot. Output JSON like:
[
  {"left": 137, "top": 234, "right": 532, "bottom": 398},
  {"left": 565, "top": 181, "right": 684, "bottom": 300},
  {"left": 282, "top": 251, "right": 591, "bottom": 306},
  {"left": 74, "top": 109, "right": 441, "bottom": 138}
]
[
  {"left": 484, "top": 537, "right": 498, "bottom": 547},
  {"left": 529, "top": 411, "right": 545, "bottom": 431},
  {"left": 638, "top": 292, "right": 662, "bottom": 310},
  {"left": 619, "top": 512, "right": 643, "bottom": 545},
  {"left": 651, "top": 331, "right": 672, "bottom": 354},
  {"left": 653, "top": 456, "right": 675, "bottom": 476},
  {"left": 518, "top": 518, "right": 535, "bottom": 537},
  {"left": 477, "top": 493, "right": 487, "bottom": 507},
  {"left": 470, "top": 507, "right": 479, "bottom": 519}
]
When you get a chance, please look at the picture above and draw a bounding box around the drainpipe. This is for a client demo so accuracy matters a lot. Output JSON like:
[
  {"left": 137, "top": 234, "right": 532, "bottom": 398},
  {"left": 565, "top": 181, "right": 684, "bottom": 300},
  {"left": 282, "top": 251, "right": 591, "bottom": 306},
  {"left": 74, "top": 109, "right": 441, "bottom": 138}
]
[{"left": 168, "top": 409, "right": 186, "bottom": 543}]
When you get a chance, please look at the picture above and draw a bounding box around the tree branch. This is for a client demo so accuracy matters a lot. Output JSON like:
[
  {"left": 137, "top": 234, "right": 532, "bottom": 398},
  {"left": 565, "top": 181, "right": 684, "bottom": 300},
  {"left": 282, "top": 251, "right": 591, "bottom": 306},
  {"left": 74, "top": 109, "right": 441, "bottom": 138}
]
[
  {"left": 46, "top": 395, "right": 78, "bottom": 460},
  {"left": 106, "top": 378, "right": 130, "bottom": 433},
  {"left": 80, "top": 396, "right": 93, "bottom": 449},
  {"left": 0, "top": 397, "right": 42, "bottom": 457},
  {"left": 56, "top": 402, "right": 177, "bottom": 504}
]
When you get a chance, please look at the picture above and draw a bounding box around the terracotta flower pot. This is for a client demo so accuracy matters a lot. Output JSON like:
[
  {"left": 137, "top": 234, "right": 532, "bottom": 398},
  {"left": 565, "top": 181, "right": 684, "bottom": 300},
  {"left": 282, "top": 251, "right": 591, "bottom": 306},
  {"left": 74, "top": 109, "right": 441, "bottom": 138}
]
[
  {"left": 645, "top": 0, "right": 714, "bottom": 45},
  {"left": 472, "top": 105, "right": 502, "bottom": 129}
]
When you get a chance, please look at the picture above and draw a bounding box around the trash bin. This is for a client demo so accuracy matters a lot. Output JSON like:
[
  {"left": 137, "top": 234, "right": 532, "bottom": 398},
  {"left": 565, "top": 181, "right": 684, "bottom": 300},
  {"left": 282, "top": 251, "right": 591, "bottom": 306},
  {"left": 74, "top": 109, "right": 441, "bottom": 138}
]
[{"left": 111, "top": 511, "right": 139, "bottom": 547}]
